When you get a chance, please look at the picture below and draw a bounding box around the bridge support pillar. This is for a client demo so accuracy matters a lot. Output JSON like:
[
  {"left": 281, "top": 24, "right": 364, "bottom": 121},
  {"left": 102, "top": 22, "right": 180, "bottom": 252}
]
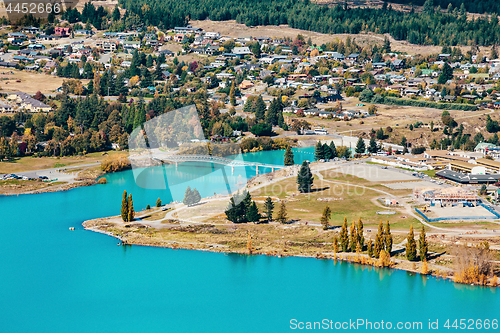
[
  {"left": 231, "top": 166, "right": 234, "bottom": 175},
  {"left": 256, "top": 165, "right": 259, "bottom": 175},
  {"left": 175, "top": 161, "right": 178, "bottom": 169},
  {"left": 271, "top": 167, "right": 274, "bottom": 172}
]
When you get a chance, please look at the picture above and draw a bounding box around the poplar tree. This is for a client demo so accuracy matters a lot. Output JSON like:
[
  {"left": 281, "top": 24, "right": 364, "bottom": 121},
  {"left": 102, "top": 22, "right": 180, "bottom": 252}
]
[
  {"left": 374, "top": 234, "right": 382, "bottom": 258},
  {"left": 406, "top": 225, "right": 417, "bottom": 261},
  {"left": 229, "top": 81, "right": 236, "bottom": 106},
  {"left": 275, "top": 201, "right": 288, "bottom": 224},
  {"left": 156, "top": 198, "right": 162, "bottom": 207},
  {"left": 340, "top": 217, "right": 349, "bottom": 252},
  {"left": 385, "top": 221, "right": 393, "bottom": 255},
  {"left": 350, "top": 221, "right": 357, "bottom": 252},
  {"left": 374, "top": 222, "right": 384, "bottom": 258},
  {"left": 121, "top": 190, "right": 128, "bottom": 222},
  {"left": 264, "top": 197, "right": 274, "bottom": 222},
  {"left": 367, "top": 239, "right": 373, "bottom": 257},
  {"left": 93, "top": 71, "right": 101, "bottom": 96},
  {"left": 127, "top": 193, "right": 135, "bottom": 222},
  {"left": 297, "top": 161, "right": 313, "bottom": 193},
  {"left": 419, "top": 225, "right": 428, "bottom": 261},
  {"left": 320, "top": 205, "right": 331, "bottom": 230},
  {"left": 357, "top": 218, "right": 364, "bottom": 250},
  {"left": 333, "top": 235, "right": 339, "bottom": 253},
  {"left": 247, "top": 233, "right": 253, "bottom": 255},
  {"left": 284, "top": 145, "right": 294, "bottom": 166}
]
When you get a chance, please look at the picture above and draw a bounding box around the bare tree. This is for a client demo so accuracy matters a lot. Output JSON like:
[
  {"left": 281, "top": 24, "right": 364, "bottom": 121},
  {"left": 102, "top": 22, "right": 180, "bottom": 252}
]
[{"left": 452, "top": 242, "right": 493, "bottom": 285}]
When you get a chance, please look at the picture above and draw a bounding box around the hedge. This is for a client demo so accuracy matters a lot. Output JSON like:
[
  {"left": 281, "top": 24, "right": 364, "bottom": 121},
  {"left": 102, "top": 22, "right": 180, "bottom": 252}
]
[{"left": 380, "top": 96, "right": 478, "bottom": 111}]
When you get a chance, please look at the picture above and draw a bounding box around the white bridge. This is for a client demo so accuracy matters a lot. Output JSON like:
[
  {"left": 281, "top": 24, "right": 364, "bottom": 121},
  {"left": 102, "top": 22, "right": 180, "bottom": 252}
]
[{"left": 152, "top": 154, "right": 284, "bottom": 174}]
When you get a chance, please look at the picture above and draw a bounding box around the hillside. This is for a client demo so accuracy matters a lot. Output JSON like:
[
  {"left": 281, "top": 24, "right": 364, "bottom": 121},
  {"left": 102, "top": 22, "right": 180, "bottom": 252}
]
[{"left": 118, "top": 0, "right": 500, "bottom": 46}]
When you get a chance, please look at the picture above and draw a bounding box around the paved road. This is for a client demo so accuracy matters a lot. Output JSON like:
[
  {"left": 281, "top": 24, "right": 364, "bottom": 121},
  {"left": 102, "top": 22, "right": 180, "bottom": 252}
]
[{"left": 14, "top": 162, "right": 99, "bottom": 182}]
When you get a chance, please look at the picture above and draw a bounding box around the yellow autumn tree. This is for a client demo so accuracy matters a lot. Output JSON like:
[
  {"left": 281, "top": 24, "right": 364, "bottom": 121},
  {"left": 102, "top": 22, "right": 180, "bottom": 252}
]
[
  {"left": 378, "top": 250, "right": 392, "bottom": 267},
  {"left": 129, "top": 75, "right": 140, "bottom": 87},
  {"left": 247, "top": 233, "right": 253, "bottom": 255},
  {"left": 422, "top": 260, "right": 429, "bottom": 275}
]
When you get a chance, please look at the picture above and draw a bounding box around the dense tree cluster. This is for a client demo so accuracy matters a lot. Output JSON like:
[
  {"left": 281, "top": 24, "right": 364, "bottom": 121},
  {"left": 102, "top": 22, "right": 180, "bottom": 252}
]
[
  {"left": 388, "top": 0, "right": 500, "bottom": 16},
  {"left": 119, "top": 0, "right": 500, "bottom": 45},
  {"left": 62, "top": 3, "right": 108, "bottom": 29},
  {"left": 183, "top": 186, "right": 201, "bottom": 206},
  {"left": 225, "top": 191, "right": 260, "bottom": 223}
]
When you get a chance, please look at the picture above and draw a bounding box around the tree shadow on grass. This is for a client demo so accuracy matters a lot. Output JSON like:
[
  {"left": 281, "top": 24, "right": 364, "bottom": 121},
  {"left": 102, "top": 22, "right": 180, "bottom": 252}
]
[{"left": 309, "top": 186, "right": 330, "bottom": 193}]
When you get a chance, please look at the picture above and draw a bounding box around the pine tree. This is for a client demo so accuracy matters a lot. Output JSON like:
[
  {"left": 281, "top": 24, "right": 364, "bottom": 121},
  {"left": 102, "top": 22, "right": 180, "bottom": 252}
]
[
  {"left": 368, "top": 136, "right": 378, "bottom": 153},
  {"left": 265, "top": 98, "right": 280, "bottom": 125},
  {"left": 297, "top": 161, "right": 313, "bottom": 193},
  {"left": 314, "top": 141, "right": 324, "bottom": 160},
  {"left": 264, "top": 197, "right": 274, "bottom": 222},
  {"left": 355, "top": 137, "right": 366, "bottom": 154},
  {"left": 183, "top": 186, "right": 193, "bottom": 206},
  {"left": 133, "top": 106, "right": 146, "bottom": 130},
  {"left": 419, "top": 225, "right": 428, "bottom": 261},
  {"left": 406, "top": 225, "right": 417, "bottom": 261},
  {"left": 276, "top": 201, "right": 288, "bottom": 224},
  {"left": 323, "top": 143, "right": 332, "bottom": 160},
  {"left": 127, "top": 193, "right": 135, "bottom": 222},
  {"left": 367, "top": 239, "right": 373, "bottom": 257},
  {"left": 385, "top": 221, "right": 393, "bottom": 255},
  {"left": 229, "top": 81, "right": 236, "bottom": 106},
  {"left": 121, "top": 190, "right": 128, "bottom": 222},
  {"left": 192, "top": 188, "right": 201, "bottom": 205},
  {"left": 329, "top": 141, "right": 337, "bottom": 158},
  {"left": 383, "top": 36, "right": 391, "bottom": 53},
  {"left": 253, "top": 95, "right": 266, "bottom": 122},
  {"left": 357, "top": 218, "right": 364, "bottom": 250},
  {"left": 320, "top": 205, "right": 331, "bottom": 230},
  {"left": 156, "top": 198, "right": 162, "bottom": 207},
  {"left": 340, "top": 217, "right": 349, "bottom": 252},
  {"left": 154, "top": 62, "right": 163, "bottom": 80},
  {"left": 284, "top": 145, "right": 294, "bottom": 166},
  {"left": 146, "top": 54, "right": 154, "bottom": 68},
  {"left": 350, "top": 221, "right": 357, "bottom": 252},
  {"left": 247, "top": 201, "right": 261, "bottom": 222}
]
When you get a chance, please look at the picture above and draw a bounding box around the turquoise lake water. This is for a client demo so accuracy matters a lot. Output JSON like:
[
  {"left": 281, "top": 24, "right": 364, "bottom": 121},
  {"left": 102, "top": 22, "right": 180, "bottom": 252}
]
[{"left": 1, "top": 147, "right": 499, "bottom": 332}]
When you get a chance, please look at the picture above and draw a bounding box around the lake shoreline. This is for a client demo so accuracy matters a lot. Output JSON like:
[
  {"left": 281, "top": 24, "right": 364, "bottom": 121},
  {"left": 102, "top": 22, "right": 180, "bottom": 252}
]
[{"left": 82, "top": 216, "right": 498, "bottom": 288}]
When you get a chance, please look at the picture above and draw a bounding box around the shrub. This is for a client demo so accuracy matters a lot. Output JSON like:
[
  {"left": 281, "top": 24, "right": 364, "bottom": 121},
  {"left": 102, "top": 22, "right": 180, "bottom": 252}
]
[{"left": 100, "top": 155, "right": 132, "bottom": 173}]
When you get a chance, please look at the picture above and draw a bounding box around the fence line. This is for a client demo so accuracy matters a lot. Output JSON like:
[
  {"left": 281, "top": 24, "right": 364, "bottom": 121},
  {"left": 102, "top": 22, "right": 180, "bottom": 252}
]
[{"left": 414, "top": 207, "right": 500, "bottom": 222}]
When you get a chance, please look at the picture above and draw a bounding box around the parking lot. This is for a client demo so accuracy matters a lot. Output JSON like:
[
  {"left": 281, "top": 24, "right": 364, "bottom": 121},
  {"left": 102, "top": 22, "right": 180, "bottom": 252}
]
[{"left": 338, "top": 164, "right": 416, "bottom": 182}]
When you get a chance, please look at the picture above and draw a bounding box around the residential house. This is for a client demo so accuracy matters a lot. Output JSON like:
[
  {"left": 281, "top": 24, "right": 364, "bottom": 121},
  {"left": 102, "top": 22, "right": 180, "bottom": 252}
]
[
  {"left": 0, "top": 104, "right": 13, "bottom": 113},
  {"left": 75, "top": 29, "right": 94, "bottom": 36},
  {"left": 232, "top": 47, "right": 252, "bottom": 57},
  {"left": 7, "top": 92, "right": 51, "bottom": 112},
  {"left": 55, "top": 27, "right": 70, "bottom": 37}
]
